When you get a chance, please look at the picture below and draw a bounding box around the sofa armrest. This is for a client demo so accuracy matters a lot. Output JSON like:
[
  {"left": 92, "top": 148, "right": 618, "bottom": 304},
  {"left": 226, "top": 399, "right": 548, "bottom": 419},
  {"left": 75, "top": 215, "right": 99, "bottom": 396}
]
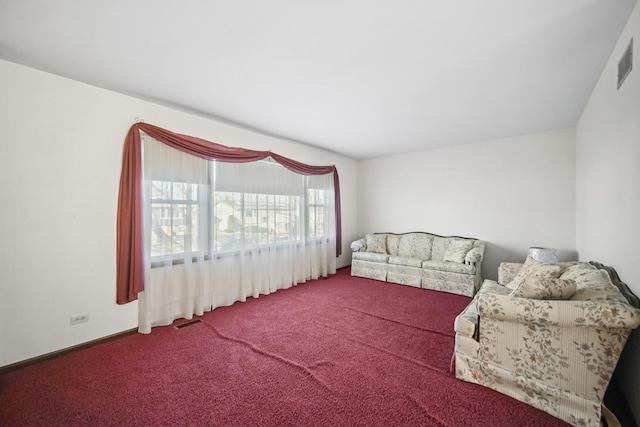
[
  {"left": 350, "top": 238, "right": 367, "bottom": 252},
  {"left": 465, "top": 242, "right": 485, "bottom": 265},
  {"left": 498, "top": 262, "right": 523, "bottom": 286},
  {"left": 478, "top": 293, "right": 640, "bottom": 329}
]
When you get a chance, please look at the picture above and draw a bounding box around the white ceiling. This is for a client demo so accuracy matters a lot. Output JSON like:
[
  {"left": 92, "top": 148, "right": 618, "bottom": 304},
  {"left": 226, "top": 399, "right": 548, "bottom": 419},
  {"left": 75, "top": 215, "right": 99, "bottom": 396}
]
[{"left": 0, "top": 1, "right": 636, "bottom": 160}]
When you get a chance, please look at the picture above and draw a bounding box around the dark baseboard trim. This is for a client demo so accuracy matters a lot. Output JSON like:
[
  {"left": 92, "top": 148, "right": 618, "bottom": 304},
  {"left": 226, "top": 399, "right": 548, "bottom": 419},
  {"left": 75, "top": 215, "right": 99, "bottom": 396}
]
[
  {"left": 1, "top": 270, "right": 350, "bottom": 375},
  {"left": 0, "top": 328, "right": 138, "bottom": 375}
]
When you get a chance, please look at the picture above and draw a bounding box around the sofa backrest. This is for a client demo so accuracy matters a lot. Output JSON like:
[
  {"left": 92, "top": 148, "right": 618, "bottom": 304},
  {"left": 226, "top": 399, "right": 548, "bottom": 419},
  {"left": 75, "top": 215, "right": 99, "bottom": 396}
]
[
  {"left": 502, "top": 261, "right": 633, "bottom": 305},
  {"left": 387, "top": 234, "right": 401, "bottom": 256},
  {"left": 365, "top": 232, "right": 479, "bottom": 262},
  {"left": 397, "top": 233, "right": 434, "bottom": 259},
  {"left": 562, "top": 263, "right": 630, "bottom": 304}
]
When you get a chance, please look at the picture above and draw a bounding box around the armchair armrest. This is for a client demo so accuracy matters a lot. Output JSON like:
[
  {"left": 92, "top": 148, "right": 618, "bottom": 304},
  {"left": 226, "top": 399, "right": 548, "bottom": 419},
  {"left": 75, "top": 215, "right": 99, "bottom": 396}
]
[
  {"left": 350, "top": 238, "right": 366, "bottom": 252},
  {"left": 498, "top": 262, "right": 523, "bottom": 286},
  {"left": 465, "top": 241, "right": 485, "bottom": 265},
  {"left": 478, "top": 293, "right": 640, "bottom": 329}
]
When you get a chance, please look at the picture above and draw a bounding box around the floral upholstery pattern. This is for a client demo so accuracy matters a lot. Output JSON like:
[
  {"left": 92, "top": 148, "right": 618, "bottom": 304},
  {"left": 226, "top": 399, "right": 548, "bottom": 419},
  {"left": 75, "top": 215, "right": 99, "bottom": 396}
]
[
  {"left": 352, "top": 251, "right": 389, "bottom": 263},
  {"left": 509, "top": 277, "right": 577, "bottom": 300},
  {"left": 365, "top": 233, "right": 387, "bottom": 254},
  {"left": 465, "top": 246, "right": 484, "bottom": 264},
  {"left": 505, "top": 256, "right": 563, "bottom": 290},
  {"left": 350, "top": 259, "right": 387, "bottom": 281},
  {"left": 454, "top": 279, "right": 511, "bottom": 337},
  {"left": 397, "top": 232, "right": 433, "bottom": 259},
  {"left": 560, "top": 264, "right": 627, "bottom": 303},
  {"left": 351, "top": 232, "right": 484, "bottom": 296},
  {"left": 422, "top": 260, "right": 475, "bottom": 275},
  {"left": 444, "top": 239, "right": 474, "bottom": 263},
  {"left": 388, "top": 256, "right": 424, "bottom": 268},
  {"left": 497, "top": 262, "right": 523, "bottom": 285},
  {"left": 421, "top": 269, "right": 477, "bottom": 297},
  {"left": 430, "top": 236, "right": 452, "bottom": 261},
  {"left": 560, "top": 262, "right": 602, "bottom": 282},
  {"left": 387, "top": 264, "right": 422, "bottom": 288},
  {"left": 454, "top": 262, "right": 640, "bottom": 426},
  {"left": 386, "top": 234, "right": 402, "bottom": 256},
  {"left": 350, "top": 239, "right": 364, "bottom": 252}
]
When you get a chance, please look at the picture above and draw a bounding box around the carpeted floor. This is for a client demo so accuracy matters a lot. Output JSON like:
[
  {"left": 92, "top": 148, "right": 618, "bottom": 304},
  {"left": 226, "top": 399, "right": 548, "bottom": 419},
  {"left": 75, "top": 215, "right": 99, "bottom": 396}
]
[{"left": 0, "top": 267, "right": 569, "bottom": 426}]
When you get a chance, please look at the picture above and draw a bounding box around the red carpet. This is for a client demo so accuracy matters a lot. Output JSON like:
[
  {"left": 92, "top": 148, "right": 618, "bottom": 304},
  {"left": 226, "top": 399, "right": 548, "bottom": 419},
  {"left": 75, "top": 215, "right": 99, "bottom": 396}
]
[{"left": 0, "top": 267, "right": 569, "bottom": 426}]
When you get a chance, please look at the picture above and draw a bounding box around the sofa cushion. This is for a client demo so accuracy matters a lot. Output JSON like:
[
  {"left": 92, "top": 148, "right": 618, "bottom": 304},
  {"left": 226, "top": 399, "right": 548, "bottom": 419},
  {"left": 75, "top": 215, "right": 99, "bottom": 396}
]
[
  {"left": 498, "top": 262, "right": 523, "bottom": 286},
  {"left": 560, "top": 263, "right": 627, "bottom": 303},
  {"left": 365, "top": 233, "right": 387, "bottom": 254},
  {"left": 560, "top": 262, "right": 598, "bottom": 281},
  {"left": 510, "top": 277, "right": 577, "bottom": 300},
  {"left": 560, "top": 263, "right": 614, "bottom": 289},
  {"left": 397, "top": 233, "right": 433, "bottom": 259},
  {"left": 444, "top": 239, "right": 474, "bottom": 263},
  {"left": 430, "top": 237, "right": 451, "bottom": 261},
  {"left": 388, "top": 256, "right": 424, "bottom": 268},
  {"left": 386, "top": 234, "right": 401, "bottom": 256},
  {"left": 506, "top": 256, "right": 563, "bottom": 290},
  {"left": 352, "top": 251, "right": 389, "bottom": 263},
  {"left": 422, "top": 260, "right": 475, "bottom": 275}
]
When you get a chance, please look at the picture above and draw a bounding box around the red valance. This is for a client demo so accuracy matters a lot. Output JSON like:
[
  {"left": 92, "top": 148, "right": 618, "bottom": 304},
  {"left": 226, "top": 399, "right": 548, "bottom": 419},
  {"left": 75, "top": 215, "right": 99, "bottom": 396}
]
[{"left": 116, "top": 123, "right": 342, "bottom": 304}]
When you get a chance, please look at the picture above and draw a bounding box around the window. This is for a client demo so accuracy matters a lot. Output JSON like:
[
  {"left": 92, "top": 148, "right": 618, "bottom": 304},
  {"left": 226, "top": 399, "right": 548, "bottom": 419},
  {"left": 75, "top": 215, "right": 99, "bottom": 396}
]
[
  {"left": 307, "top": 187, "right": 326, "bottom": 239},
  {"left": 149, "top": 181, "right": 201, "bottom": 258},
  {"left": 144, "top": 136, "right": 334, "bottom": 264},
  {"left": 117, "top": 123, "right": 340, "bottom": 307},
  {"left": 214, "top": 191, "right": 301, "bottom": 251}
]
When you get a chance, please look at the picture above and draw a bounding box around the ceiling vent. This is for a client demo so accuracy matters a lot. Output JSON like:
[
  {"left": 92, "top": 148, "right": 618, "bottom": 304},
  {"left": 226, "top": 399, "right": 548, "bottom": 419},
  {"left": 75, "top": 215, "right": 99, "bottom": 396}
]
[{"left": 617, "top": 38, "right": 633, "bottom": 90}]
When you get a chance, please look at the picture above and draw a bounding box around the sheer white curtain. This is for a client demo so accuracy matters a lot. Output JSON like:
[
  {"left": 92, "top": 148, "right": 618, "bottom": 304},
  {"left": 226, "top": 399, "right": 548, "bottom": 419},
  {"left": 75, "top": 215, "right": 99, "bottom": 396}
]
[{"left": 138, "top": 134, "right": 336, "bottom": 333}]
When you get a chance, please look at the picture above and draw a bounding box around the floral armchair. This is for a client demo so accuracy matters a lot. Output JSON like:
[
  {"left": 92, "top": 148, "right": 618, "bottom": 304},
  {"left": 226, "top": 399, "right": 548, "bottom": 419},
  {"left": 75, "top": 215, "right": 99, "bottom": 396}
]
[{"left": 454, "top": 259, "right": 640, "bottom": 426}]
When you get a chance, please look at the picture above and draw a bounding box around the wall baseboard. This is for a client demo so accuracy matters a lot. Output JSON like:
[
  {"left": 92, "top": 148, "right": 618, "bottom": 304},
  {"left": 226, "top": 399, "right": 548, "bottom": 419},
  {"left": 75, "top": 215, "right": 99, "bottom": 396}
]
[{"left": 0, "top": 328, "right": 138, "bottom": 375}]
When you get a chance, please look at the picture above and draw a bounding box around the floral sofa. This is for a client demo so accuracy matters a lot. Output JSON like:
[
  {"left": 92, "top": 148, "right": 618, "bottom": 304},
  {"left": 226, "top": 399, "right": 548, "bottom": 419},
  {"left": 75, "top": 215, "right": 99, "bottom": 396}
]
[
  {"left": 350, "top": 232, "right": 485, "bottom": 296},
  {"left": 454, "top": 258, "right": 640, "bottom": 426}
]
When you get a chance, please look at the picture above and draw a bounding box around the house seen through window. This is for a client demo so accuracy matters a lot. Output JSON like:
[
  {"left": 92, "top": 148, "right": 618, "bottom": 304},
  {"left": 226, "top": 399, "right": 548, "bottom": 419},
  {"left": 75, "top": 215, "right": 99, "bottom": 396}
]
[{"left": 147, "top": 159, "right": 329, "bottom": 262}]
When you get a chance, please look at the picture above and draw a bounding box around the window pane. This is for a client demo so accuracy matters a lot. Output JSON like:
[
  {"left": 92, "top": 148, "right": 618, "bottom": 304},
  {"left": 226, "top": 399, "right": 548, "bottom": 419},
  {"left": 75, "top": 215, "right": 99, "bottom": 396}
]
[
  {"left": 212, "top": 190, "right": 301, "bottom": 251},
  {"left": 214, "top": 192, "right": 243, "bottom": 251},
  {"left": 151, "top": 181, "right": 171, "bottom": 200},
  {"left": 308, "top": 189, "right": 326, "bottom": 238},
  {"left": 148, "top": 162, "right": 333, "bottom": 260},
  {"left": 150, "top": 203, "right": 172, "bottom": 257},
  {"left": 171, "top": 182, "right": 197, "bottom": 201},
  {"left": 150, "top": 180, "right": 200, "bottom": 257}
]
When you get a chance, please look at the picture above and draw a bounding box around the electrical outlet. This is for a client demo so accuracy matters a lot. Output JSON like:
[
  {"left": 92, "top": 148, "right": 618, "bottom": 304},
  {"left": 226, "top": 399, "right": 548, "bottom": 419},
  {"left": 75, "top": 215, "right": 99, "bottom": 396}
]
[{"left": 70, "top": 314, "right": 89, "bottom": 325}]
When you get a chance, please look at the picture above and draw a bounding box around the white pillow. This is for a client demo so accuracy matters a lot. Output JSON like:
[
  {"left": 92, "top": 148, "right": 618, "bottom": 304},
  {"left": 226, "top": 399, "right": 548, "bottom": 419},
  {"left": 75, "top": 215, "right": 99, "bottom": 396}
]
[
  {"left": 506, "top": 256, "right": 562, "bottom": 290},
  {"left": 443, "top": 239, "right": 474, "bottom": 263},
  {"left": 510, "top": 277, "right": 577, "bottom": 300},
  {"left": 365, "top": 233, "right": 387, "bottom": 254}
]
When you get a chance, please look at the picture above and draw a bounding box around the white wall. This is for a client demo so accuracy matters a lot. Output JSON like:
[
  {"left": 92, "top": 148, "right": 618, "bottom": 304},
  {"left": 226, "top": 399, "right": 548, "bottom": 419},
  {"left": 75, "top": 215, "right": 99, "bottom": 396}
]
[
  {"left": 3, "top": 6, "right": 639, "bottom": 413},
  {"left": 358, "top": 128, "right": 577, "bottom": 280},
  {"left": 576, "top": 2, "right": 640, "bottom": 420},
  {"left": 0, "top": 60, "right": 358, "bottom": 367}
]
